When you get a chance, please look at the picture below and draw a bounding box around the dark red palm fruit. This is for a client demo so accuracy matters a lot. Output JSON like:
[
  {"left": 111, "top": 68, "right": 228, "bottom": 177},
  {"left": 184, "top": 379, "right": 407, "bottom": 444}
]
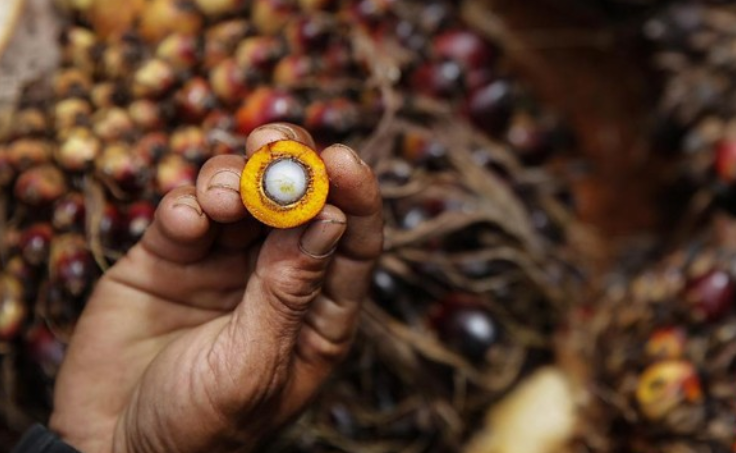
[
  {"left": 203, "top": 19, "right": 250, "bottom": 70},
  {"left": 321, "top": 42, "right": 352, "bottom": 74},
  {"left": 50, "top": 234, "right": 98, "bottom": 298},
  {"left": 7, "top": 139, "right": 53, "bottom": 170},
  {"left": 432, "top": 29, "right": 495, "bottom": 72},
  {"left": 0, "top": 275, "right": 27, "bottom": 342},
  {"left": 133, "top": 132, "right": 169, "bottom": 165},
  {"left": 369, "top": 269, "right": 414, "bottom": 319},
  {"left": 210, "top": 59, "right": 251, "bottom": 104},
  {"left": 170, "top": 126, "right": 211, "bottom": 165},
  {"left": 53, "top": 192, "right": 87, "bottom": 232},
  {"left": 371, "top": 269, "right": 403, "bottom": 306},
  {"left": 683, "top": 269, "right": 735, "bottom": 323},
  {"left": 95, "top": 143, "right": 148, "bottom": 193},
  {"left": 285, "top": 14, "right": 333, "bottom": 53},
  {"left": 429, "top": 293, "right": 500, "bottom": 362},
  {"left": 56, "top": 128, "right": 101, "bottom": 172},
  {"left": 273, "top": 54, "right": 320, "bottom": 87},
  {"left": 92, "top": 108, "right": 135, "bottom": 143},
  {"left": 252, "top": 0, "right": 298, "bottom": 35},
  {"left": 25, "top": 323, "right": 66, "bottom": 376},
  {"left": 126, "top": 200, "right": 156, "bottom": 241},
  {"left": 155, "top": 154, "right": 198, "bottom": 196},
  {"left": 129, "top": 99, "right": 165, "bottom": 131},
  {"left": 410, "top": 59, "right": 465, "bottom": 99},
  {"left": 506, "top": 112, "right": 554, "bottom": 165},
  {"left": 466, "top": 68, "right": 496, "bottom": 92},
  {"left": 19, "top": 223, "right": 53, "bottom": 266},
  {"left": 12, "top": 108, "right": 48, "bottom": 138},
  {"left": 715, "top": 138, "right": 736, "bottom": 185},
  {"left": 156, "top": 33, "right": 200, "bottom": 70},
  {"left": 14, "top": 165, "right": 67, "bottom": 206},
  {"left": 305, "top": 98, "right": 361, "bottom": 145},
  {"left": 234, "top": 87, "right": 305, "bottom": 135},
  {"left": 53, "top": 69, "right": 93, "bottom": 99},
  {"left": 175, "top": 77, "right": 216, "bottom": 123},
  {"left": 234, "top": 36, "right": 288, "bottom": 75},
  {"left": 132, "top": 59, "right": 177, "bottom": 99},
  {"left": 399, "top": 131, "right": 448, "bottom": 169},
  {"left": 465, "top": 79, "right": 515, "bottom": 136}
]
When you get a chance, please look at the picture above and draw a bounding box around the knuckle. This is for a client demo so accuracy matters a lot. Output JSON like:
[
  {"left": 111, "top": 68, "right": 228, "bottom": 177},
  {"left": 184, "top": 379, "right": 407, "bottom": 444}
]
[
  {"left": 302, "top": 328, "right": 350, "bottom": 363},
  {"left": 263, "top": 265, "right": 323, "bottom": 315}
]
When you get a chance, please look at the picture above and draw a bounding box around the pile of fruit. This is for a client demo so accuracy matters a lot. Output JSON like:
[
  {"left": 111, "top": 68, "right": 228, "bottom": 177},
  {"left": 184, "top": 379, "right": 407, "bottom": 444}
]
[{"left": 0, "top": 0, "right": 577, "bottom": 450}]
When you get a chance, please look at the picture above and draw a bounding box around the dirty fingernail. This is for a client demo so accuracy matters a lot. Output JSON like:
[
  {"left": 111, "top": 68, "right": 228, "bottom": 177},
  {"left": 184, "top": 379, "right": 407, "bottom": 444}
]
[
  {"left": 173, "top": 195, "right": 203, "bottom": 216},
  {"left": 300, "top": 219, "right": 346, "bottom": 258},
  {"left": 207, "top": 169, "right": 241, "bottom": 193},
  {"left": 335, "top": 143, "right": 366, "bottom": 167}
]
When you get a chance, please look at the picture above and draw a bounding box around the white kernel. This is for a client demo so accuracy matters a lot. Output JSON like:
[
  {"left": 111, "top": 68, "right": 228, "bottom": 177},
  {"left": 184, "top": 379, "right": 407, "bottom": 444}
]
[{"left": 263, "top": 158, "right": 308, "bottom": 205}]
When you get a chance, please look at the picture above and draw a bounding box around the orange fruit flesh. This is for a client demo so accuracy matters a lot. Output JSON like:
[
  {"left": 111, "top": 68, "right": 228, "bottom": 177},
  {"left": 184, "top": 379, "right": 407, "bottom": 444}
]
[{"left": 240, "top": 139, "right": 329, "bottom": 229}]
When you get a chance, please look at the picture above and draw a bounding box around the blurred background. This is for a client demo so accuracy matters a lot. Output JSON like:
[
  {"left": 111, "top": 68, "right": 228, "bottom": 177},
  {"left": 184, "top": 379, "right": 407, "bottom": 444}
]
[{"left": 1, "top": 0, "right": 735, "bottom": 451}]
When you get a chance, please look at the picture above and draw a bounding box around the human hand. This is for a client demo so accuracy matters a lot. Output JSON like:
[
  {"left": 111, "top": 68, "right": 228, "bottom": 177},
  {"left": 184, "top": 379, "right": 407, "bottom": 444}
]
[{"left": 49, "top": 124, "right": 383, "bottom": 453}]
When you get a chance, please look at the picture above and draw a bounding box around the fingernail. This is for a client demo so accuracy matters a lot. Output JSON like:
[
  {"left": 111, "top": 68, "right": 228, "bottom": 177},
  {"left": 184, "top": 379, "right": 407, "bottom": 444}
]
[
  {"left": 253, "top": 123, "right": 297, "bottom": 140},
  {"left": 334, "top": 143, "right": 366, "bottom": 167},
  {"left": 207, "top": 169, "right": 241, "bottom": 193},
  {"left": 300, "top": 219, "right": 346, "bottom": 258},
  {"left": 173, "top": 195, "right": 203, "bottom": 216}
]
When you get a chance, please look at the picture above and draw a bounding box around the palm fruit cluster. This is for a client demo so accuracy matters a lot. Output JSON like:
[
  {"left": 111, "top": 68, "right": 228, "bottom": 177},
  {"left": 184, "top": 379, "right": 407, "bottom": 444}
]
[
  {"left": 573, "top": 232, "right": 736, "bottom": 452},
  {"left": 0, "top": 0, "right": 577, "bottom": 449},
  {"left": 564, "top": 3, "right": 736, "bottom": 451}
]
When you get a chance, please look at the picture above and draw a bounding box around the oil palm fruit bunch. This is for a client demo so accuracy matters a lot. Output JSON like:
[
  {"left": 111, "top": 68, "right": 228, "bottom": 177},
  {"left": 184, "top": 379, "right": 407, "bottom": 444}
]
[
  {"left": 0, "top": 0, "right": 578, "bottom": 449},
  {"left": 571, "top": 221, "right": 736, "bottom": 452}
]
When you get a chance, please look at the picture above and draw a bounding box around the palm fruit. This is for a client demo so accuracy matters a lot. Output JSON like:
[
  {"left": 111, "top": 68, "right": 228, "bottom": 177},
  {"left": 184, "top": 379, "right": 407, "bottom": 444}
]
[{"left": 0, "top": 0, "right": 579, "bottom": 450}]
